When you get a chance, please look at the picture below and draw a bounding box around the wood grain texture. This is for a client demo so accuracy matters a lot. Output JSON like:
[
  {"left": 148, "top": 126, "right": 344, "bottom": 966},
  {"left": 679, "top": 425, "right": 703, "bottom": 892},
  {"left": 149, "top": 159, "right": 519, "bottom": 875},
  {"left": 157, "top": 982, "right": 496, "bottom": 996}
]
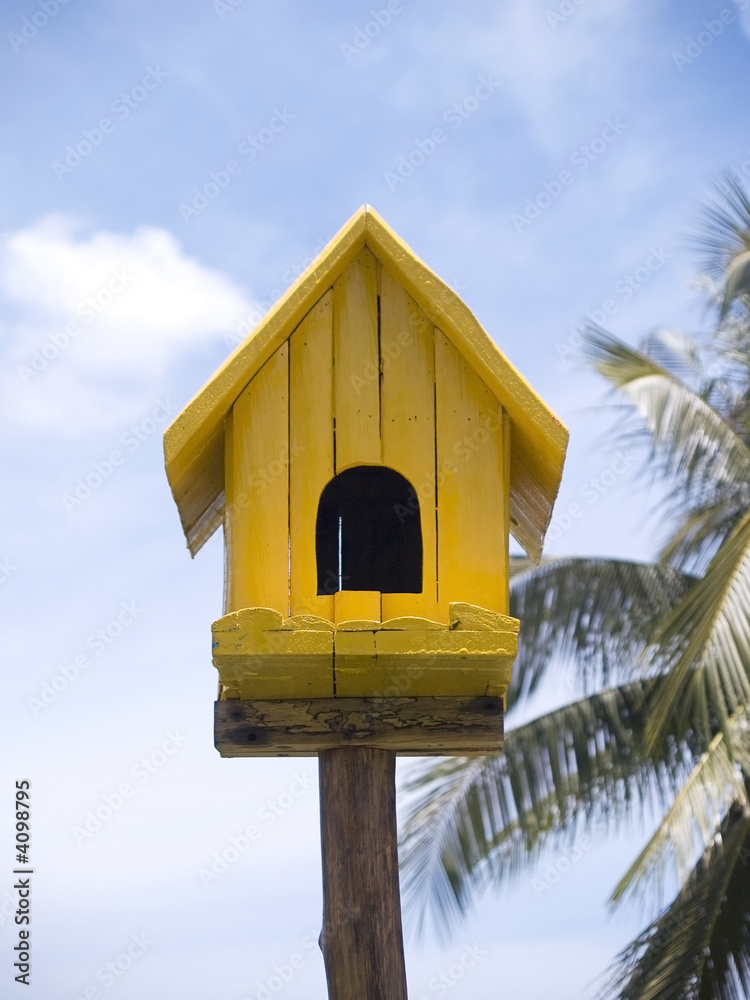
[
  {"left": 225, "top": 342, "right": 289, "bottom": 613},
  {"left": 334, "top": 590, "right": 380, "bottom": 624},
  {"left": 318, "top": 748, "right": 407, "bottom": 1000},
  {"left": 435, "top": 330, "right": 505, "bottom": 618},
  {"left": 212, "top": 628, "right": 334, "bottom": 699},
  {"left": 334, "top": 629, "right": 515, "bottom": 698},
  {"left": 333, "top": 247, "right": 380, "bottom": 470},
  {"left": 379, "top": 266, "right": 439, "bottom": 621},
  {"left": 214, "top": 695, "right": 504, "bottom": 756},
  {"left": 290, "top": 291, "right": 335, "bottom": 619}
]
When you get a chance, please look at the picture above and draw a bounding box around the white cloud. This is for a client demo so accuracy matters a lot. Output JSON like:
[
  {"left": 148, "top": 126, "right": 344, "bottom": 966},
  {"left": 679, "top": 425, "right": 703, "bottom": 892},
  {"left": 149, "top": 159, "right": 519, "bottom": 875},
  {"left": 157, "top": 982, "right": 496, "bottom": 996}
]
[{"left": 0, "top": 216, "right": 259, "bottom": 433}]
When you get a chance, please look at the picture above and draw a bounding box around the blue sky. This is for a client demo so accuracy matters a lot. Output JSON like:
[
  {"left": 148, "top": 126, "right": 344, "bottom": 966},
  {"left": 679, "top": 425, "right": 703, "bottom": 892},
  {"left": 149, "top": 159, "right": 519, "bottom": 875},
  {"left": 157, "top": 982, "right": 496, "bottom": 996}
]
[{"left": 2, "top": 1, "right": 750, "bottom": 997}]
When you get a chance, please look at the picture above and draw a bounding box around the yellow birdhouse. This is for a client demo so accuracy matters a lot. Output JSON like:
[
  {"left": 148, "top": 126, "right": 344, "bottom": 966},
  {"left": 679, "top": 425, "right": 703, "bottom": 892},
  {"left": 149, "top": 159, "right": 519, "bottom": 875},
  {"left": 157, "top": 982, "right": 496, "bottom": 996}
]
[{"left": 164, "top": 207, "right": 567, "bottom": 756}]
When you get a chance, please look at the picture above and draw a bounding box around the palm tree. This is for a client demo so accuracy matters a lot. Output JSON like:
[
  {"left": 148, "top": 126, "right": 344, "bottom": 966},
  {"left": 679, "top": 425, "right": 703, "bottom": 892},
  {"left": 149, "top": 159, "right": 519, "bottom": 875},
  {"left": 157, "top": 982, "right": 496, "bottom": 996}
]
[{"left": 399, "top": 175, "right": 750, "bottom": 1000}]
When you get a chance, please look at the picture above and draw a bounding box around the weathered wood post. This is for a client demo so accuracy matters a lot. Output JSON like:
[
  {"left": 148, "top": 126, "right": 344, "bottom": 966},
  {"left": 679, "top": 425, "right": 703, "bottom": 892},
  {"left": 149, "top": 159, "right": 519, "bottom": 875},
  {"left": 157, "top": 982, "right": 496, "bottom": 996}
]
[
  {"left": 318, "top": 748, "right": 406, "bottom": 1000},
  {"left": 164, "top": 205, "right": 567, "bottom": 999}
]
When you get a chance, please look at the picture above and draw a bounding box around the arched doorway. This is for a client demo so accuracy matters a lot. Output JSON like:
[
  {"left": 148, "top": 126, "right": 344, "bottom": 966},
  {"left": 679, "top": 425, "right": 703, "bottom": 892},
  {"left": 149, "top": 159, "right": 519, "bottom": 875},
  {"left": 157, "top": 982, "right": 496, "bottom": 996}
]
[{"left": 316, "top": 466, "right": 422, "bottom": 595}]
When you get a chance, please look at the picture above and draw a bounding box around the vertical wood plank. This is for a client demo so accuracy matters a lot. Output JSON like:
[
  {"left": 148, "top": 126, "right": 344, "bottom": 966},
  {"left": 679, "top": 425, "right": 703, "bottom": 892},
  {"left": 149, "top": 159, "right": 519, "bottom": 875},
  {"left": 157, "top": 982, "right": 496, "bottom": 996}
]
[
  {"left": 380, "top": 268, "right": 439, "bottom": 621},
  {"left": 501, "top": 408, "right": 511, "bottom": 615},
  {"left": 334, "top": 590, "right": 380, "bottom": 624},
  {"left": 435, "top": 330, "right": 505, "bottom": 617},
  {"left": 290, "top": 292, "right": 335, "bottom": 619},
  {"left": 227, "top": 342, "right": 290, "bottom": 614},
  {"left": 223, "top": 409, "right": 236, "bottom": 615},
  {"left": 333, "top": 247, "right": 380, "bottom": 470}
]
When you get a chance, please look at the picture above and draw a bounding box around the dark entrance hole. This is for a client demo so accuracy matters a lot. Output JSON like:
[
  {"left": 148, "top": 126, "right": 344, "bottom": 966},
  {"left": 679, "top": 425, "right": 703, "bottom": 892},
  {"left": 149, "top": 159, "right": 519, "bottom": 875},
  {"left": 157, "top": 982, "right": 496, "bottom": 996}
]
[{"left": 316, "top": 466, "right": 422, "bottom": 595}]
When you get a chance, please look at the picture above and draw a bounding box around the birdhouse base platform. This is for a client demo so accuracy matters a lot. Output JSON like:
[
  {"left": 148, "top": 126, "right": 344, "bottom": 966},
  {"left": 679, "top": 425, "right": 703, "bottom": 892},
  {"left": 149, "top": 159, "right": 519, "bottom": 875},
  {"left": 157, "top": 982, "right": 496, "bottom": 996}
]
[
  {"left": 212, "top": 602, "right": 519, "bottom": 701},
  {"left": 214, "top": 695, "right": 504, "bottom": 756}
]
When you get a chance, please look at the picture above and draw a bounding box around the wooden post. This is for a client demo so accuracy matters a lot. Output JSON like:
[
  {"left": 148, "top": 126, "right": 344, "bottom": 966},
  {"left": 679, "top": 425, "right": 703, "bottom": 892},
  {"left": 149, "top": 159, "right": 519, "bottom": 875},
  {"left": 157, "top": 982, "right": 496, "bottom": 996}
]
[{"left": 318, "top": 748, "right": 408, "bottom": 1000}]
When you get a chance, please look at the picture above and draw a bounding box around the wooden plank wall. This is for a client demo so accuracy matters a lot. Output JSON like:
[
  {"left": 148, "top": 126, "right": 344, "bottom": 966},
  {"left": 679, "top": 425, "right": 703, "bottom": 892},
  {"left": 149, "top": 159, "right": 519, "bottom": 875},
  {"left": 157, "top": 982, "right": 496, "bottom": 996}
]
[
  {"left": 225, "top": 342, "right": 289, "bottom": 613},
  {"left": 289, "top": 291, "right": 335, "bottom": 619},
  {"left": 226, "top": 252, "right": 508, "bottom": 623},
  {"left": 379, "top": 268, "right": 438, "bottom": 621},
  {"left": 435, "top": 331, "right": 506, "bottom": 617}
]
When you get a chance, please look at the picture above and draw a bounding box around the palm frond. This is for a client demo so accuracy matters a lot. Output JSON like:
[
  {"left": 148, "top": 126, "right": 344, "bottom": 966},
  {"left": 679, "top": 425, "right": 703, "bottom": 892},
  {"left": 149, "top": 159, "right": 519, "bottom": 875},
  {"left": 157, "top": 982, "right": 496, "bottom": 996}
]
[
  {"left": 720, "top": 250, "right": 750, "bottom": 321},
  {"left": 399, "top": 680, "right": 691, "bottom": 938},
  {"left": 659, "top": 495, "right": 750, "bottom": 576},
  {"left": 508, "top": 558, "right": 692, "bottom": 706},
  {"left": 611, "top": 723, "right": 749, "bottom": 914},
  {"left": 599, "top": 790, "right": 750, "bottom": 1000},
  {"left": 581, "top": 328, "right": 750, "bottom": 512},
  {"left": 645, "top": 509, "right": 750, "bottom": 750},
  {"left": 691, "top": 172, "right": 750, "bottom": 284}
]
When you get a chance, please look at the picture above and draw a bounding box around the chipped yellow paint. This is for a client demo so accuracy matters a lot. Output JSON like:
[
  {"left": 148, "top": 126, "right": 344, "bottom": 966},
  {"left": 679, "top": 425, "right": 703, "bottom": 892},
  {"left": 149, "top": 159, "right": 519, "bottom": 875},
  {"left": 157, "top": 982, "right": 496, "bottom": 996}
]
[
  {"left": 212, "top": 609, "right": 333, "bottom": 698},
  {"left": 282, "top": 615, "right": 336, "bottom": 631},
  {"left": 289, "top": 291, "right": 334, "bottom": 619},
  {"left": 380, "top": 616, "right": 444, "bottom": 631},
  {"left": 164, "top": 206, "right": 567, "bottom": 563},
  {"left": 379, "top": 266, "right": 438, "bottom": 621},
  {"left": 502, "top": 408, "right": 511, "bottom": 609},
  {"left": 212, "top": 603, "right": 518, "bottom": 702},
  {"left": 225, "top": 343, "right": 289, "bottom": 614},
  {"left": 435, "top": 330, "right": 505, "bottom": 619},
  {"left": 335, "top": 627, "right": 516, "bottom": 698},
  {"left": 218, "top": 607, "right": 284, "bottom": 631},
  {"left": 449, "top": 603, "right": 519, "bottom": 632}
]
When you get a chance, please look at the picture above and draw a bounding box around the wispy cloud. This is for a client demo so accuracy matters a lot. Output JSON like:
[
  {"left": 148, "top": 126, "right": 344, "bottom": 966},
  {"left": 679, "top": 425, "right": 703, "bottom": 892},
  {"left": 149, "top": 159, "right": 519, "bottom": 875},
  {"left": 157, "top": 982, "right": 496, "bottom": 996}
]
[{"left": 0, "top": 217, "right": 259, "bottom": 433}]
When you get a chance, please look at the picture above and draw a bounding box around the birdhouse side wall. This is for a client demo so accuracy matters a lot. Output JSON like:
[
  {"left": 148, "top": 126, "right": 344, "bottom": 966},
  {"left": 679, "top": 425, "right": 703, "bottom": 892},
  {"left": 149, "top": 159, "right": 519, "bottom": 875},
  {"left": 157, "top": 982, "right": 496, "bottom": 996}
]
[{"left": 223, "top": 247, "right": 510, "bottom": 621}]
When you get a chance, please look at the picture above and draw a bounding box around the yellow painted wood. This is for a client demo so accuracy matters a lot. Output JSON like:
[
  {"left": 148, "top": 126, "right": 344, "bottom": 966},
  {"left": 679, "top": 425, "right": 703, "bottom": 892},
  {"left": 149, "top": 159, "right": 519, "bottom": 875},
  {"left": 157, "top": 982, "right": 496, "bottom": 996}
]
[
  {"left": 334, "top": 590, "right": 380, "bottom": 624},
  {"left": 334, "top": 627, "right": 516, "bottom": 698},
  {"left": 375, "top": 630, "right": 516, "bottom": 656},
  {"left": 448, "top": 603, "right": 519, "bottom": 632},
  {"left": 333, "top": 247, "right": 380, "bottom": 470},
  {"left": 334, "top": 630, "right": 377, "bottom": 697},
  {"left": 216, "top": 607, "right": 284, "bottom": 631},
  {"left": 379, "top": 267, "right": 439, "bottom": 621},
  {"left": 282, "top": 615, "right": 336, "bottom": 631},
  {"left": 226, "top": 343, "right": 290, "bottom": 614},
  {"left": 223, "top": 411, "right": 236, "bottom": 615},
  {"left": 213, "top": 602, "right": 517, "bottom": 702},
  {"left": 212, "top": 612, "right": 333, "bottom": 698},
  {"left": 435, "top": 330, "right": 505, "bottom": 618},
  {"left": 380, "top": 616, "right": 444, "bottom": 631},
  {"left": 289, "top": 291, "right": 335, "bottom": 619},
  {"left": 502, "top": 408, "right": 511, "bottom": 613},
  {"left": 165, "top": 205, "right": 567, "bottom": 563}
]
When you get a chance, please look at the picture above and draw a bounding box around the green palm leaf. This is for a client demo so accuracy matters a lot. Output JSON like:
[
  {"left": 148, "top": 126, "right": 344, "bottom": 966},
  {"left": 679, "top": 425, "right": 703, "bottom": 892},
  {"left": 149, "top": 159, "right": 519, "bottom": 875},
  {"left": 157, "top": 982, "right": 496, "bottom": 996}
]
[
  {"left": 645, "top": 510, "right": 750, "bottom": 750},
  {"left": 508, "top": 557, "right": 692, "bottom": 705},
  {"left": 599, "top": 788, "right": 750, "bottom": 1000},
  {"left": 611, "top": 721, "right": 749, "bottom": 913},
  {"left": 582, "top": 328, "right": 750, "bottom": 515},
  {"left": 399, "top": 680, "right": 689, "bottom": 938},
  {"left": 720, "top": 250, "right": 750, "bottom": 321}
]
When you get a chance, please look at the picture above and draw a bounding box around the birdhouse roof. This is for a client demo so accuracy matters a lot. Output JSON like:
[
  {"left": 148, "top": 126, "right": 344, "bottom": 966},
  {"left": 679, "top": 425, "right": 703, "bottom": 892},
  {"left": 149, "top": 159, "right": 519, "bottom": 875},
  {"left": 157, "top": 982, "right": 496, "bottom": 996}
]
[{"left": 164, "top": 206, "right": 568, "bottom": 561}]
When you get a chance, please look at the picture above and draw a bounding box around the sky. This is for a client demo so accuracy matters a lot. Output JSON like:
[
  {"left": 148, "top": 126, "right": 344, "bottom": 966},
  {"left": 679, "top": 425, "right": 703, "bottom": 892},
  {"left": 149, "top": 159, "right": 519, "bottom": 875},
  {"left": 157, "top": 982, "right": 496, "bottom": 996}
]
[{"left": 1, "top": 1, "right": 750, "bottom": 997}]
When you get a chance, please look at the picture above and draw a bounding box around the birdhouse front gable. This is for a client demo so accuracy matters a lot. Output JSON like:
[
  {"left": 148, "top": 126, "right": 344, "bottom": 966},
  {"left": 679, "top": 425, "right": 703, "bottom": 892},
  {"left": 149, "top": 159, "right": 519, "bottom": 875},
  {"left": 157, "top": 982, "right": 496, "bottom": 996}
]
[
  {"left": 222, "top": 247, "right": 512, "bottom": 626},
  {"left": 165, "top": 207, "right": 567, "bottom": 580}
]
